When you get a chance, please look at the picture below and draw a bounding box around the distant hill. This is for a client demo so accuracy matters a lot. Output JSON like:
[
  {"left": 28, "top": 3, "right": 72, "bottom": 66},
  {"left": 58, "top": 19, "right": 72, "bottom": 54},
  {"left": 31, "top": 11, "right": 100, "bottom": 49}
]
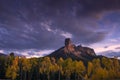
[
  {"left": 99, "top": 51, "right": 120, "bottom": 58},
  {"left": 0, "top": 53, "right": 7, "bottom": 57},
  {"left": 47, "top": 38, "right": 101, "bottom": 61}
]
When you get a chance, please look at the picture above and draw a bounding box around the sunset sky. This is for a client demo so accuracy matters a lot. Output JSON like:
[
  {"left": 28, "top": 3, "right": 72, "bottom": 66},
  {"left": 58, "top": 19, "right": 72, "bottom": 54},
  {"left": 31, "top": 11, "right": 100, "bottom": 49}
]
[{"left": 0, "top": 0, "right": 120, "bottom": 58}]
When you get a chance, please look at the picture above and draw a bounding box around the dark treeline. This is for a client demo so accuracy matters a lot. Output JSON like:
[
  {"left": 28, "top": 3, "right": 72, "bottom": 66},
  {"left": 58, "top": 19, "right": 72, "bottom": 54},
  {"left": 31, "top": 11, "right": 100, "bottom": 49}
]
[{"left": 0, "top": 53, "right": 120, "bottom": 80}]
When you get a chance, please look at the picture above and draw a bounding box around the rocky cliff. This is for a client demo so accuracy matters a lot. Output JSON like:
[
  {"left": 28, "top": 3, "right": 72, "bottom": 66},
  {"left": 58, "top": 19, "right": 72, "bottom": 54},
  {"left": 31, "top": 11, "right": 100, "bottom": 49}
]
[{"left": 47, "top": 38, "right": 97, "bottom": 61}]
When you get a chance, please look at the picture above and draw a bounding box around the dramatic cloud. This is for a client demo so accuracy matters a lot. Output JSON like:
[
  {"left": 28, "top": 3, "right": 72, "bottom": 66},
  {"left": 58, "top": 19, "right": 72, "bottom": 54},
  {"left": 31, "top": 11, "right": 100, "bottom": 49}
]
[{"left": 0, "top": 0, "right": 120, "bottom": 51}]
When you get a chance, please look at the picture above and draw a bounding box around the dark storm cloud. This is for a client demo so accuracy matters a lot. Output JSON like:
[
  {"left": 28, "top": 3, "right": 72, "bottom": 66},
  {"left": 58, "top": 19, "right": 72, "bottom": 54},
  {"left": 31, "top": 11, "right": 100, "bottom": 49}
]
[
  {"left": 45, "top": 0, "right": 120, "bottom": 16},
  {"left": 0, "top": 0, "right": 120, "bottom": 49}
]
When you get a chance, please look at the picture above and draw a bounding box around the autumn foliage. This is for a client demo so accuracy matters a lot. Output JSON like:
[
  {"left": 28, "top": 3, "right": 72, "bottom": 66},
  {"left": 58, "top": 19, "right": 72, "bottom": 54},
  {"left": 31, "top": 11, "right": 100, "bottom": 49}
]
[{"left": 0, "top": 55, "right": 120, "bottom": 80}]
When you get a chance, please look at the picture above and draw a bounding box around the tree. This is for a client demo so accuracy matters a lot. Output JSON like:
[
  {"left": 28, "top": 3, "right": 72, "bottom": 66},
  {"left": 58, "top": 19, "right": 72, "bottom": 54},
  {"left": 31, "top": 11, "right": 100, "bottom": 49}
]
[
  {"left": 30, "top": 58, "right": 39, "bottom": 80},
  {"left": 57, "top": 58, "right": 64, "bottom": 80},
  {"left": 87, "top": 61, "right": 93, "bottom": 78},
  {"left": 92, "top": 59, "right": 101, "bottom": 69},
  {"left": 73, "top": 61, "right": 86, "bottom": 80},
  {"left": 48, "top": 57, "right": 59, "bottom": 80},
  {"left": 91, "top": 67, "right": 108, "bottom": 80},
  {"left": 102, "top": 57, "right": 120, "bottom": 79},
  {"left": 91, "top": 59, "right": 109, "bottom": 80},
  {"left": 62, "top": 58, "right": 73, "bottom": 80},
  {"left": 20, "top": 57, "right": 32, "bottom": 80},
  {"left": 10, "top": 52, "right": 15, "bottom": 58},
  {"left": 102, "top": 57, "right": 113, "bottom": 70},
  {"left": 6, "top": 52, "right": 15, "bottom": 67},
  {"left": 6, "top": 57, "right": 19, "bottom": 80},
  {"left": 0, "top": 56, "right": 6, "bottom": 78},
  {"left": 113, "top": 58, "right": 120, "bottom": 78},
  {"left": 39, "top": 57, "right": 52, "bottom": 80}
]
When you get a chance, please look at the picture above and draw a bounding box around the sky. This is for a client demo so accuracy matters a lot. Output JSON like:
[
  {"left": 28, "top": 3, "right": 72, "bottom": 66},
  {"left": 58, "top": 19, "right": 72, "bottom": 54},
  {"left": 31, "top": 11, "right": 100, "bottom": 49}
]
[{"left": 0, "top": 0, "right": 120, "bottom": 58}]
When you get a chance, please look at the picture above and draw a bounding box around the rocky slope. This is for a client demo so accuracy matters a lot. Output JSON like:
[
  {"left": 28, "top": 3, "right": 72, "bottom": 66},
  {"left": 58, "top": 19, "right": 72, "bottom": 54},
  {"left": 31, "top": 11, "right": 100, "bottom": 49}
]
[{"left": 47, "top": 38, "right": 97, "bottom": 61}]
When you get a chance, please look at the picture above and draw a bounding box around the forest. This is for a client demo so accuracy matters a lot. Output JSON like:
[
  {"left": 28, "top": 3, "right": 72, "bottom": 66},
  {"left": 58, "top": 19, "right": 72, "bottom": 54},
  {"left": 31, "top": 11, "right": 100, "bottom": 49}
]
[{"left": 0, "top": 53, "right": 120, "bottom": 80}]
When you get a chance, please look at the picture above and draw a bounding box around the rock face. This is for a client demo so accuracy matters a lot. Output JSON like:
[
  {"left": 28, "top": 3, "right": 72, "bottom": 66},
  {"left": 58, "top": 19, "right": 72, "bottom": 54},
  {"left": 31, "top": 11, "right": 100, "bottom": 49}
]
[
  {"left": 47, "top": 38, "right": 96, "bottom": 61},
  {"left": 64, "top": 38, "right": 75, "bottom": 53}
]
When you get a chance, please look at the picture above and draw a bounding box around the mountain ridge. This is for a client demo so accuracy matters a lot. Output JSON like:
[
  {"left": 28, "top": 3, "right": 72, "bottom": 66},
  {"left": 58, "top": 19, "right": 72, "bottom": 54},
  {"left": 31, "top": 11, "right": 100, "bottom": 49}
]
[{"left": 47, "top": 38, "right": 99, "bottom": 61}]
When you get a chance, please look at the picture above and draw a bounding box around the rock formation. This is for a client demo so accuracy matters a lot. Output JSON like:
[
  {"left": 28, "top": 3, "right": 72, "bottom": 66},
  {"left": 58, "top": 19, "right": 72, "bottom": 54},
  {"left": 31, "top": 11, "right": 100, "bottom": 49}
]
[
  {"left": 64, "top": 38, "right": 75, "bottom": 53},
  {"left": 47, "top": 38, "right": 97, "bottom": 61}
]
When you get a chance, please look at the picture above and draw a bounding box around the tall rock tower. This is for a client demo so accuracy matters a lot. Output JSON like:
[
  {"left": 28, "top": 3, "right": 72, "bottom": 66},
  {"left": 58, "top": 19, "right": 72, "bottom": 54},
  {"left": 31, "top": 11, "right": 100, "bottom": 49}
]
[
  {"left": 65, "top": 38, "right": 72, "bottom": 46},
  {"left": 64, "top": 38, "right": 75, "bottom": 53}
]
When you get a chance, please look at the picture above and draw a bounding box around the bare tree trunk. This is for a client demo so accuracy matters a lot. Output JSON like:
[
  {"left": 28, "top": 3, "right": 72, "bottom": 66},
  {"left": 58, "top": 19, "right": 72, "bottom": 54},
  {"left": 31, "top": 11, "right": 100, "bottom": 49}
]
[
  {"left": 20, "top": 68, "right": 22, "bottom": 80},
  {"left": 66, "top": 76, "right": 70, "bottom": 80},
  {"left": 58, "top": 70, "right": 61, "bottom": 80},
  {"left": 77, "top": 75, "right": 79, "bottom": 80},
  {"left": 74, "top": 73, "right": 77, "bottom": 80},
  {"left": 24, "top": 72, "right": 26, "bottom": 80},
  {"left": 47, "top": 74, "right": 50, "bottom": 80}
]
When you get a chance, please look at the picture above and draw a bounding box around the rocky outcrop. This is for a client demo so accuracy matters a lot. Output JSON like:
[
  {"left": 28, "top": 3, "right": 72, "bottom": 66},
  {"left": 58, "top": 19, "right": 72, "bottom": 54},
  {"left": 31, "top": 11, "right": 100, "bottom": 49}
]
[
  {"left": 77, "top": 45, "right": 96, "bottom": 56},
  {"left": 47, "top": 38, "right": 96, "bottom": 61},
  {"left": 64, "top": 38, "right": 75, "bottom": 53}
]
